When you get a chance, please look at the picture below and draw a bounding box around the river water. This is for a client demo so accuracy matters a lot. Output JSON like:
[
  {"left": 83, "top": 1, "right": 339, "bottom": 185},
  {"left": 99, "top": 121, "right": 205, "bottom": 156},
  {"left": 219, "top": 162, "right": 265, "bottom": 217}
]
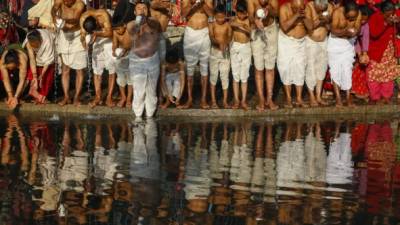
[{"left": 0, "top": 114, "right": 399, "bottom": 225}]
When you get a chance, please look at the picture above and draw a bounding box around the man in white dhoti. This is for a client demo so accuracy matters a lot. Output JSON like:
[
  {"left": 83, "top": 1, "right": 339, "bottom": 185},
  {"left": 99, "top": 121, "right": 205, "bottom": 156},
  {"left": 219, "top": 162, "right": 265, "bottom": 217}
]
[
  {"left": 248, "top": 0, "right": 280, "bottom": 111},
  {"left": 52, "top": 0, "right": 86, "bottom": 106},
  {"left": 80, "top": 9, "right": 115, "bottom": 108},
  {"left": 328, "top": 0, "right": 361, "bottom": 107},
  {"left": 278, "top": 0, "right": 313, "bottom": 108},
  {"left": 127, "top": 1, "right": 162, "bottom": 118},
  {"left": 180, "top": 0, "right": 214, "bottom": 109},
  {"left": 305, "top": 0, "right": 332, "bottom": 106}
]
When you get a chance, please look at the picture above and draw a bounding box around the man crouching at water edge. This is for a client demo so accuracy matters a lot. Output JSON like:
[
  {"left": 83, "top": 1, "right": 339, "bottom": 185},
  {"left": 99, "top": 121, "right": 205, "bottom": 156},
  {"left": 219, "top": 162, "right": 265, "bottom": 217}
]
[
  {"left": 127, "top": 1, "right": 162, "bottom": 118},
  {"left": 278, "top": 0, "right": 313, "bottom": 108},
  {"left": 80, "top": 9, "right": 115, "bottom": 108},
  {"left": 52, "top": 0, "right": 86, "bottom": 106}
]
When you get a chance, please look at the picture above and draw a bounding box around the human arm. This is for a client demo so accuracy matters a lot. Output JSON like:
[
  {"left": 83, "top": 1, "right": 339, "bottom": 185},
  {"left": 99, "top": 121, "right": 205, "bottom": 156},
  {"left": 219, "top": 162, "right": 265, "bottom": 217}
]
[
  {"left": 26, "top": 42, "right": 38, "bottom": 80},
  {"left": 279, "top": 5, "right": 301, "bottom": 33},
  {"left": 202, "top": 0, "right": 214, "bottom": 17},
  {"left": 93, "top": 10, "right": 113, "bottom": 38},
  {"left": 112, "top": 31, "right": 119, "bottom": 57},
  {"left": 15, "top": 52, "right": 28, "bottom": 100},
  {"left": 268, "top": 0, "right": 279, "bottom": 18},
  {"left": 247, "top": 0, "right": 256, "bottom": 24},
  {"left": 208, "top": 23, "right": 217, "bottom": 46},
  {"left": 231, "top": 20, "right": 252, "bottom": 35},
  {"left": 177, "top": 62, "right": 186, "bottom": 103},
  {"left": 51, "top": 0, "right": 63, "bottom": 23}
]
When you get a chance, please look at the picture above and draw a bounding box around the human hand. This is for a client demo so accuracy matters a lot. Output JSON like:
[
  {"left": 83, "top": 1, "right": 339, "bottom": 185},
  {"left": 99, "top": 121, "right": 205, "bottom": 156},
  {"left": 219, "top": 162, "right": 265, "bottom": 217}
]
[
  {"left": 7, "top": 97, "right": 18, "bottom": 109},
  {"left": 347, "top": 27, "right": 357, "bottom": 37},
  {"left": 168, "top": 95, "right": 175, "bottom": 104},
  {"left": 255, "top": 18, "right": 264, "bottom": 30}
]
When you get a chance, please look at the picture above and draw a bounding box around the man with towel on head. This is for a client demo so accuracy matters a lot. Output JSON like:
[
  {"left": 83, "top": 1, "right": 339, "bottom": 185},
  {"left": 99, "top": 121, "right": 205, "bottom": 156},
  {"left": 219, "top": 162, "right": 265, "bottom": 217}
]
[
  {"left": 278, "top": 0, "right": 313, "bottom": 108},
  {"left": 80, "top": 9, "right": 115, "bottom": 108},
  {"left": 52, "top": 0, "right": 86, "bottom": 106},
  {"left": 180, "top": 0, "right": 214, "bottom": 109},
  {"left": 248, "top": 0, "right": 279, "bottom": 111},
  {"left": 304, "top": 0, "right": 333, "bottom": 107},
  {"left": 127, "top": 1, "right": 162, "bottom": 118},
  {"left": 328, "top": 0, "right": 361, "bottom": 107}
]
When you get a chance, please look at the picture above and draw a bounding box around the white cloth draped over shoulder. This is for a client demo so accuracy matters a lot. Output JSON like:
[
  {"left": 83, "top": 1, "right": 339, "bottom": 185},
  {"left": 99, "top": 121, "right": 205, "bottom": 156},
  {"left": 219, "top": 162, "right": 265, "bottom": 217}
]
[{"left": 23, "top": 29, "right": 55, "bottom": 66}]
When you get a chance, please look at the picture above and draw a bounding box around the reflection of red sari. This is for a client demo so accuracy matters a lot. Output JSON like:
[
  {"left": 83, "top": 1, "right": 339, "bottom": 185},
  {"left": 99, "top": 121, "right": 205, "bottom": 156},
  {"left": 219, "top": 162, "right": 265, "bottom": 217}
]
[
  {"left": 365, "top": 123, "right": 396, "bottom": 214},
  {"left": 351, "top": 123, "right": 368, "bottom": 156}
]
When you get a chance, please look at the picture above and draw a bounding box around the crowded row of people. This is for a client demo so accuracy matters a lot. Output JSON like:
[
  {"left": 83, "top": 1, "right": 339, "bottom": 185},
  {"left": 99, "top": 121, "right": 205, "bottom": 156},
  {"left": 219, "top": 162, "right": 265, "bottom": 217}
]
[{"left": 1, "top": 0, "right": 400, "bottom": 118}]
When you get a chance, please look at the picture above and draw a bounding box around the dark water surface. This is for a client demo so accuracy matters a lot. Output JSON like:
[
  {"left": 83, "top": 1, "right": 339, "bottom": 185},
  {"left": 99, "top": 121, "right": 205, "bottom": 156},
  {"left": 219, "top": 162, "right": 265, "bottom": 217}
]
[{"left": 0, "top": 114, "right": 399, "bottom": 225}]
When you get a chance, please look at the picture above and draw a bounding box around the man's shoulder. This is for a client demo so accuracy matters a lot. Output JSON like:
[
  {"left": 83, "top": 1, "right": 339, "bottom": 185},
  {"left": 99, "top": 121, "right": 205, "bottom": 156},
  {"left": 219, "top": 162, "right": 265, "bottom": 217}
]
[{"left": 73, "top": 0, "right": 86, "bottom": 8}]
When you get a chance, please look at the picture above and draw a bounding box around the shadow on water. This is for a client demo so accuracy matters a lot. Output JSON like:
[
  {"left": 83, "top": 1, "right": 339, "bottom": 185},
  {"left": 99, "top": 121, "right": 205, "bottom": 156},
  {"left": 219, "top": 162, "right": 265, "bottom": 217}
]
[{"left": 0, "top": 114, "right": 399, "bottom": 225}]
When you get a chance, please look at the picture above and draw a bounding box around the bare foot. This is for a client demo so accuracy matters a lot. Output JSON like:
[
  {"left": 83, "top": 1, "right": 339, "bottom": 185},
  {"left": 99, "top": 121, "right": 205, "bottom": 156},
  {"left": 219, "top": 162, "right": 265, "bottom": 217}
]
[
  {"left": 105, "top": 97, "right": 115, "bottom": 107},
  {"left": 231, "top": 101, "right": 240, "bottom": 109},
  {"left": 240, "top": 102, "right": 249, "bottom": 111},
  {"left": 317, "top": 99, "right": 329, "bottom": 106},
  {"left": 310, "top": 100, "right": 319, "bottom": 108},
  {"left": 200, "top": 101, "right": 210, "bottom": 109},
  {"left": 383, "top": 98, "right": 391, "bottom": 105},
  {"left": 117, "top": 98, "right": 126, "bottom": 108},
  {"left": 268, "top": 101, "right": 279, "bottom": 111},
  {"left": 284, "top": 102, "right": 293, "bottom": 109},
  {"left": 335, "top": 102, "right": 344, "bottom": 108},
  {"left": 256, "top": 103, "right": 264, "bottom": 112},
  {"left": 177, "top": 100, "right": 192, "bottom": 109},
  {"left": 73, "top": 96, "right": 81, "bottom": 107},
  {"left": 89, "top": 97, "right": 101, "bottom": 108},
  {"left": 160, "top": 101, "right": 170, "bottom": 109},
  {"left": 126, "top": 102, "right": 132, "bottom": 108},
  {"left": 223, "top": 102, "right": 231, "bottom": 109},
  {"left": 58, "top": 97, "right": 71, "bottom": 106},
  {"left": 347, "top": 100, "right": 355, "bottom": 107},
  {"left": 294, "top": 101, "right": 309, "bottom": 108},
  {"left": 211, "top": 102, "right": 219, "bottom": 109}
]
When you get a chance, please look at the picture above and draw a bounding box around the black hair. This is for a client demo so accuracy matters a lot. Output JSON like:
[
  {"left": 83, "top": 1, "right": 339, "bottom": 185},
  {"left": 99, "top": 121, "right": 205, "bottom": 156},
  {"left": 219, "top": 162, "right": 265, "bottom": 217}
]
[
  {"left": 359, "top": 5, "right": 373, "bottom": 16},
  {"left": 236, "top": 0, "right": 247, "bottom": 13},
  {"left": 344, "top": 0, "right": 359, "bottom": 14},
  {"left": 166, "top": 49, "right": 180, "bottom": 64},
  {"left": 214, "top": 4, "right": 226, "bottom": 14},
  {"left": 112, "top": 0, "right": 135, "bottom": 27},
  {"left": 83, "top": 16, "right": 97, "bottom": 34},
  {"left": 381, "top": 0, "right": 395, "bottom": 13},
  {"left": 27, "top": 29, "right": 42, "bottom": 43},
  {"left": 4, "top": 49, "right": 19, "bottom": 65}
]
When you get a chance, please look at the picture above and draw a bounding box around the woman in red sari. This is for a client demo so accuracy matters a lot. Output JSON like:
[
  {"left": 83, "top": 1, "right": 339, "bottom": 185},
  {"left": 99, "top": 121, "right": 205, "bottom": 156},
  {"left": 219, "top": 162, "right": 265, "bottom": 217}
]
[{"left": 367, "top": 1, "right": 400, "bottom": 104}]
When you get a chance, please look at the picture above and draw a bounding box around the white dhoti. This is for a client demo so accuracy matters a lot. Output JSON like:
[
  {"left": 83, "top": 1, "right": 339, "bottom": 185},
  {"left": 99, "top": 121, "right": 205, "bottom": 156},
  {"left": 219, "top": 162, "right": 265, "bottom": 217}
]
[
  {"left": 159, "top": 32, "right": 168, "bottom": 62},
  {"left": 92, "top": 39, "right": 116, "bottom": 75},
  {"left": 209, "top": 47, "right": 230, "bottom": 89},
  {"left": 326, "top": 133, "right": 353, "bottom": 185},
  {"left": 277, "top": 31, "right": 306, "bottom": 86},
  {"left": 164, "top": 72, "right": 181, "bottom": 98},
  {"left": 251, "top": 21, "right": 278, "bottom": 70},
  {"left": 305, "top": 37, "right": 328, "bottom": 90},
  {"left": 304, "top": 132, "right": 327, "bottom": 183},
  {"left": 183, "top": 27, "right": 211, "bottom": 76},
  {"left": 129, "top": 51, "right": 160, "bottom": 118},
  {"left": 115, "top": 57, "right": 131, "bottom": 87},
  {"left": 57, "top": 30, "right": 87, "bottom": 70},
  {"left": 327, "top": 35, "right": 356, "bottom": 91},
  {"left": 230, "top": 42, "right": 251, "bottom": 83}
]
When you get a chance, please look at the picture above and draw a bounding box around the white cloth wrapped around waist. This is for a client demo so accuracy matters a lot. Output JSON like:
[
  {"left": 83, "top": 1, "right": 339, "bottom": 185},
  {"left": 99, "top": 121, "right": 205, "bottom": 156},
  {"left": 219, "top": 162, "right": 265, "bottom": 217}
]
[
  {"left": 129, "top": 51, "right": 160, "bottom": 75},
  {"left": 23, "top": 29, "right": 55, "bottom": 66},
  {"left": 57, "top": 30, "right": 85, "bottom": 54},
  {"left": 277, "top": 30, "right": 306, "bottom": 85},
  {"left": 183, "top": 26, "right": 210, "bottom": 55}
]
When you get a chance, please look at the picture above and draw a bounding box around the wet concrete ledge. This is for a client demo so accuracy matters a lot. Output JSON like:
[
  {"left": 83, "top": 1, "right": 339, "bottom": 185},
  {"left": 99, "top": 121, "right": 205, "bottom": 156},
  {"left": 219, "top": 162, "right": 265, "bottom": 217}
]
[{"left": 0, "top": 102, "right": 399, "bottom": 120}]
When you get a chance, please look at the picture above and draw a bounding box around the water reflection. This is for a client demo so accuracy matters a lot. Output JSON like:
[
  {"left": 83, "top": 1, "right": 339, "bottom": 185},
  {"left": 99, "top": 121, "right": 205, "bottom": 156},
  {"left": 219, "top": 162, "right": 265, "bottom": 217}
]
[{"left": 0, "top": 115, "right": 399, "bottom": 224}]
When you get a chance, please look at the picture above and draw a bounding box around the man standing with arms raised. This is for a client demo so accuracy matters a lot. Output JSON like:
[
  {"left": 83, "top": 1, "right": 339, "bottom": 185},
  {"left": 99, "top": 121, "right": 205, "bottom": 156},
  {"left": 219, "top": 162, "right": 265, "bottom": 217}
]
[
  {"left": 278, "top": 0, "right": 313, "bottom": 108},
  {"left": 127, "top": 1, "right": 162, "bottom": 118},
  {"left": 52, "top": 0, "right": 86, "bottom": 106},
  {"left": 248, "top": 0, "right": 279, "bottom": 111},
  {"left": 180, "top": 0, "right": 213, "bottom": 109}
]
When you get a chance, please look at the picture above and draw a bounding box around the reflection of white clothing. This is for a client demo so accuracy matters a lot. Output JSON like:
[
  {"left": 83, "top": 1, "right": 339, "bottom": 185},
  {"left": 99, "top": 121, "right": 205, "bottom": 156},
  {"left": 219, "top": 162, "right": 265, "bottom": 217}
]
[
  {"left": 230, "top": 144, "right": 253, "bottom": 191},
  {"left": 23, "top": 29, "right": 55, "bottom": 66},
  {"left": 129, "top": 52, "right": 160, "bottom": 117},
  {"left": 94, "top": 147, "right": 118, "bottom": 192},
  {"left": 183, "top": 27, "right": 210, "bottom": 76},
  {"left": 59, "top": 150, "right": 88, "bottom": 192},
  {"left": 230, "top": 42, "right": 251, "bottom": 83},
  {"left": 251, "top": 157, "right": 265, "bottom": 194},
  {"left": 57, "top": 30, "right": 87, "bottom": 70},
  {"left": 277, "top": 31, "right": 306, "bottom": 86},
  {"left": 326, "top": 133, "right": 353, "bottom": 184},
  {"left": 130, "top": 120, "right": 160, "bottom": 181},
  {"left": 304, "top": 133, "right": 327, "bottom": 183},
  {"left": 277, "top": 140, "right": 306, "bottom": 191},
  {"left": 327, "top": 35, "right": 356, "bottom": 91},
  {"left": 35, "top": 155, "right": 60, "bottom": 211},
  {"left": 184, "top": 138, "right": 211, "bottom": 200},
  {"left": 264, "top": 157, "right": 277, "bottom": 202}
]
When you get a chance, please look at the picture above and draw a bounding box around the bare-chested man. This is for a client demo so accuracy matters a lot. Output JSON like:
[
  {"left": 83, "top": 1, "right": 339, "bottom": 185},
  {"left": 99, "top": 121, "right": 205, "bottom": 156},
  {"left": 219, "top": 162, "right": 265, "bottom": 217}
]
[
  {"left": 112, "top": 21, "right": 133, "bottom": 108},
  {"left": 278, "top": 0, "right": 313, "bottom": 108},
  {"left": 80, "top": 9, "right": 114, "bottom": 108},
  {"left": 305, "top": 0, "right": 333, "bottom": 106},
  {"left": 127, "top": 1, "right": 162, "bottom": 118},
  {"left": 180, "top": 0, "right": 214, "bottom": 109},
  {"left": 328, "top": 0, "right": 361, "bottom": 107},
  {"left": 208, "top": 4, "right": 232, "bottom": 109},
  {"left": 150, "top": 0, "right": 178, "bottom": 61},
  {"left": 248, "top": 0, "right": 279, "bottom": 111},
  {"left": 51, "top": 0, "right": 86, "bottom": 106}
]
